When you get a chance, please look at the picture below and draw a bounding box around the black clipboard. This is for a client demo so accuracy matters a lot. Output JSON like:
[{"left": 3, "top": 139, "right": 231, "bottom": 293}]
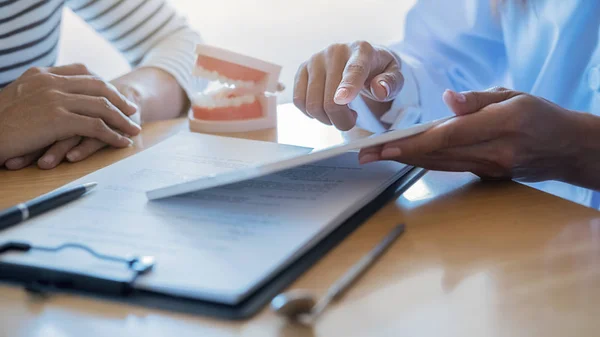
[{"left": 0, "top": 167, "right": 426, "bottom": 320}]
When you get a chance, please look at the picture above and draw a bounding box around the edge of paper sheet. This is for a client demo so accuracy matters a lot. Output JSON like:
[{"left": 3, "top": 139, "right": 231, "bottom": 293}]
[{"left": 145, "top": 116, "right": 452, "bottom": 200}]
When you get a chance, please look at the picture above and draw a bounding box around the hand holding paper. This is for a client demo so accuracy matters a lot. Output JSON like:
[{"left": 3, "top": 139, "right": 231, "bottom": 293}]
[
  {"left": 358, "top": 87, "right": 600, "bottom": 188},
  {"left": 146, "top": 117, "right": 451, "bottom": 200}
]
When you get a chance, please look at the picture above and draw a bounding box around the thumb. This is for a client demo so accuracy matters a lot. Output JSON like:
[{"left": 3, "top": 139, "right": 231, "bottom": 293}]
[
  {"left": 369, "top": 66, "right": 404, "bottom": 102},
  {"left": 443, "top": 87, "right": 517, "bottom": 116}
]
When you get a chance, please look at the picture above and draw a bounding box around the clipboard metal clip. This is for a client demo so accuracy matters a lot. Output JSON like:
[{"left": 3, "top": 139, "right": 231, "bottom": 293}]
[{"left": 0, "top": 241, "right": 155, "bottom": 296}]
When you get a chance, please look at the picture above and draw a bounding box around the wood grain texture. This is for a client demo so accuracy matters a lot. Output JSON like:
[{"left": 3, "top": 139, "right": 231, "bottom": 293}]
[{"left": 1, "top": 104, "right": 599, "bottom": 337}]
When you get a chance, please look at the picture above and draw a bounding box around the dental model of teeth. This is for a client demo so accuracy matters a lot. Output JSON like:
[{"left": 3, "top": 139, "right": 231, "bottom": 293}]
[
  {"left": 189, "top": 45, "right": 282, "bottom": 133},
  {"left": 192, "top": 86, "right": 257, "bottom": 110},
  {"left": 193, "top": 66, "right": 256, "bottom": 89}
]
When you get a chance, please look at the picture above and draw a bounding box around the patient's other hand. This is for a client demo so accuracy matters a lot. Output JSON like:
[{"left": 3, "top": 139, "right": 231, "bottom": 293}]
[{"left": 0, "top": 64, "right": 140, "bottom": 169}]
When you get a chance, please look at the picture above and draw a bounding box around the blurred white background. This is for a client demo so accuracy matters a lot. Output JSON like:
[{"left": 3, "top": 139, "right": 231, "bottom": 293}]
[{"left": 58, "top": 0, "right": 416, "bottom": 103}]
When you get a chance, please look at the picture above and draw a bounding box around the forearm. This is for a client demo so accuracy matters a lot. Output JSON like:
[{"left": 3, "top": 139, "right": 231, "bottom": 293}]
[
  {"left": 565, "top": 112, "right": 600, "bottom": 191},
  {"left": 110, "top": 67, "right": 189, "bottom": 124},
  {"left": 73, "top": 0, "right": 199, "bottom": 123}
]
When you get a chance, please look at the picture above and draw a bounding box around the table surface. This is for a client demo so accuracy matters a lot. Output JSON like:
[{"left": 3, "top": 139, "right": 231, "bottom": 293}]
[{"left": 1, "top": 104, "right": 600, "bottom": 337}]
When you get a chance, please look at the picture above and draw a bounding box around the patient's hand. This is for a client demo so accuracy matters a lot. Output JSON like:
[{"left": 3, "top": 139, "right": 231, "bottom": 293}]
[
  {"left": 0, "top": 64, "right": 140, "bottom": 169},
  {"left": 24, "top": 81, "right": 143, "bottom": 170},
  {"left": 8, "top": 66, "right": 193, "bottom": 169}
]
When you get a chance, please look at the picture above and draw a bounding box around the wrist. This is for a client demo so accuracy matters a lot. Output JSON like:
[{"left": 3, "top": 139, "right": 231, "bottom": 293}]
[
  {"left": 564, "top": 111, "right": 600, "bottom": 190},
  {"left": 111, "top": 67, "right": 187, "bottom": 123},
  {"left": 112, "top": 82, "right": 144, "bottom": 125}
]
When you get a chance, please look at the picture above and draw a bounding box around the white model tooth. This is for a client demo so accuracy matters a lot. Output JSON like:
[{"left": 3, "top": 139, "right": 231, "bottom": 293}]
[
  {"left": 232, "top": 96, "right": 243, "bottom": 107},
  {"left": 230, "top": 79, "right": 244, "bottom": 88},
  {"left": 226, "top": 97, "right": 235, "bottom": 107},
  {"left": 195, "top": 66, "right": 259, "bottom": 89},
  {"left": 232, "top": 95, "right": 255, "bottom": 107},
  {"left": 195, "top": 93, "right": 259, "bottom": 109},
  {"left": 221, "top": 97, "right": 231, "bottom": 108},
  {"left": 205, "top": 68, "right": 220, "bottom": 81},
  {"left": 239, "top": 95, "right": 253, "bottom": 105},
  {"left": 194, "top": 67, "right": 217, "bottom": 82},
  {"left": 214, "top": 99, "right": 223, "bottom": 107},
  {"left": 204, "top": 98, "right": 215, "bottom": 108},
  {"left": 240, "top": 94, "right": 248, "bottom": 103},
  {"left": 218, "top": 97, "right": 228, "bottom": 108},
  {"left": 232, "top": 97, "right": 241, "bottom": 107},
  {"left": 193, "top": 93, "right": 217, "bottom": 108},
  {"left": 192, "top": 93, "right": 207, "bottom": 106},
  {"left": 227, "top": 97, "right": 235, "bottom": 107},
  {"left": 212, "top": 86, "right": 230, "bottom": 97},
  {"left": 201, "top": 68, "right": 213, "bottom": 80},
  {"left": 229, "top": 96, "right": 239, "bottom": 107},
  {"left": 236, "top": 79, "right": 252, "bottom": 88}
]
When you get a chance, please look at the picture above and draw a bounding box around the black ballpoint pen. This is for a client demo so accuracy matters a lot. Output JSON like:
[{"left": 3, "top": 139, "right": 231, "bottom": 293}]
[{"left": 0, "top": 182, "right": 97, "bottom": 231}]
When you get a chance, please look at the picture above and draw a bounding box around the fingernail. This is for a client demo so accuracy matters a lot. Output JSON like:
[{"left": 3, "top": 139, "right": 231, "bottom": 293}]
[
  {"left": 67, "top": 151, "right": 79, "bottom": 162},
  {"left": 379, "top": 80, "right": 390, "bottom": 98},
  {"left": 359, "top": 153, "right": 379, "bottom": 164},
  {"left": 452, "top": 90, "right": 467, "bottom": 103},
  {"left": 41, "top": 154, "right": 55, "bottom": 165},
  {"left": 131, "top": 122, "right": 142, "bottom": 131},
  {"left": 381, "top": 147, "right": 402, "bottom": 158},
  {"left": 126, "top": 138, "right": 134, "bottom": 146},
  {"left": 334, "top": 88, "right": 350, "bottom": 104},
  {"left": 127, "top": 99, "right": 139, "bottom": 110}
]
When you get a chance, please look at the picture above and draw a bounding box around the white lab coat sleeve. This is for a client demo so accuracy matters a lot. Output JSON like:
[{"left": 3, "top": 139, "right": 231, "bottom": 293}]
[{"left": 351, "top": 0, "right": 507, "bottom": 132}]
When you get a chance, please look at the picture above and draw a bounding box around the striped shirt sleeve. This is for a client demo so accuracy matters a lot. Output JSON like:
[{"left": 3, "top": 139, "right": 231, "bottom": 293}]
[
  {"left": 65, "top": 0, "right": 204, "bottom": 97},
  {"left": 0, "top": 0, "right": 65, "bottom": 88}
]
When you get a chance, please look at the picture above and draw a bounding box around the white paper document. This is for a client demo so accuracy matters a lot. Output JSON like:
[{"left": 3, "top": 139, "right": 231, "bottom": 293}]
[
  {"left": 146, "top": 117, "right": 450, "bottom": 199},
  {"left": 0, "top": 132, "right": 409, "bottom": 304}
]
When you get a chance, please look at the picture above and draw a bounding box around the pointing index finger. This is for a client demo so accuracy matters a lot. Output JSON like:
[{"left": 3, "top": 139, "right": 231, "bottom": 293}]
[{"left": 334, "top": 45, "right": 373, "bottom": 105}]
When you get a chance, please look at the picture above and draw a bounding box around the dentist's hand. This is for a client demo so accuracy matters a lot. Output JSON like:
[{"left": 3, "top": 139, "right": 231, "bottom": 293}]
[
  {"left": 293, "top": 41, "right": 403, "bottom": 130},
  {"left": 358, "top": 87, "right": 600, "bottom": 189}
]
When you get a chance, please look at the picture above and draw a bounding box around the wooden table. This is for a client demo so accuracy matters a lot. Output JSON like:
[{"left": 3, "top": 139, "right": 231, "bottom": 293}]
[{"left": 1, "top": 104, "right": 599, "bottom": 337}]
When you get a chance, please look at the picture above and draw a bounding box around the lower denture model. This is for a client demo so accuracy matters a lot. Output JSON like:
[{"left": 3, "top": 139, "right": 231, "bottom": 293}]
[{"left": 190, "top": 44, "right": 282, "bottom": 133}]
